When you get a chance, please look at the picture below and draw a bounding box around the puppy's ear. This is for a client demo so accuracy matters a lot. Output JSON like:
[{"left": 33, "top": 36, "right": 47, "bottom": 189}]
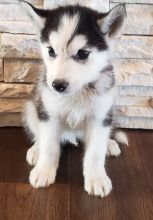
[
  {"left": 20, "top": 1, "right": 47, "bottom": 30},
  {"left": 98, "top": 4, "right": 126, "bottom": 37}
]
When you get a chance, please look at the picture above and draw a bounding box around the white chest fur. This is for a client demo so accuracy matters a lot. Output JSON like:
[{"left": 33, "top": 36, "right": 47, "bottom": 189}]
[{"left": 42, "top": 86, "right": 115, "bottom": 128}]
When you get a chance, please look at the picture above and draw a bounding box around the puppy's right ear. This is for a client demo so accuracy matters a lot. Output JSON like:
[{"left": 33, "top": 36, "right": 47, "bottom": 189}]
[{"left": 20, "top": 1, "right": 47, "bottom": 30}]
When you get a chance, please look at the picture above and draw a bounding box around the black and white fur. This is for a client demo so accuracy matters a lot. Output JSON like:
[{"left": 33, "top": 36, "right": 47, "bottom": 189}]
[{"left": 21, "top": 0, "right": 128, "bottom": 197}]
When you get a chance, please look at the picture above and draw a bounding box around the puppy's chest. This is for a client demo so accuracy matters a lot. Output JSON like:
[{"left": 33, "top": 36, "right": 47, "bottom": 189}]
[{"left": 58, "top": 97, "right": 92, "bottom": 128}]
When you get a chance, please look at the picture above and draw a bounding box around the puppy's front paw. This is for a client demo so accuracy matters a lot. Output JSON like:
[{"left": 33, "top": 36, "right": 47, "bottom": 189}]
[
  {"left": 26, "top": 144, "right": 38, "bottom": 166},
  {"left": 29, "top": 165, "right": 56, "bottom": 188},
  {"left": 107, "top": 139, "right": 121, "bottom": 157},
  {"left": 84, "top": 175, "right": 112, "bottom": 198}
]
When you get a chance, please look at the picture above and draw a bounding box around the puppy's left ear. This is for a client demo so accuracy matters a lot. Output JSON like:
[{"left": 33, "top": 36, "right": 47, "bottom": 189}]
[
  {"left": 98, "top": 4, "right": 126, "bottom": 37},
  {"left": 20, "top": 1, "right": 47, "bottom": 30}
]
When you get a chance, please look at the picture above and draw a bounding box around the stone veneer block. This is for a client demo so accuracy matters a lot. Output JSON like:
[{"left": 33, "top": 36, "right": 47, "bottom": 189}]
[
  {"left": 0, "top": 83, "right": 34, "bottom": 98},
  {"left": 4, "top": 59, "right": 43, "bottom": 83},
  {"left": 44, "top": 0, "right": 109, "bottom": 12},
  {"left": 0, "top": 0, "right": 43, "bottom": 4},
  {"left": 110, "top": 0, "right": 153, "bottom": 3},
  {"left": 2, "top": 34, "right": 153, "bottom": 59},
  {"left": 115, "top": 106, "right": 153, "bottom": 118},
  {"left": 0, "top": 113, "right": 21, "bottom": 127},
  {"left": 115, "top": 36, "right": 153, "bottom": 59},
  {"left": 114, "top": 116, "right": 153, "bottom": 129},
  {"left": 110, "top": 4, "right": 153, "bottom": 35},
  {"left": 0, "top": 5, "right": 28, "bottom": 21},
  {"left": 119, "top": 86, "right": 153, "bottom": 97},
  {"left": 0, "top": 34, "right": 40, "bottom": 58},
  {"left": 0, "top": 99, "right": 25, "bottom": 113},
  {"left": 115, "top": 96, "right": 153, "bottom": 107},
  {"left": 115, "top": 59, "right": 153, "bottom": 86},
  {"left": 0, "top": 21, "right": 35, "bottom": 35},
  {"left": 0, "top": 3, "right": 43, "bottom": 22},
  {"left": 0, "top": 59, "right": 3, "bottom": 81}
]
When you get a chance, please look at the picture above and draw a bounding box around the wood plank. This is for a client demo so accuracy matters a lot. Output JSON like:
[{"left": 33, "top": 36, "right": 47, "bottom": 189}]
[
  {"left": 0, "top": 129, "right": 153, "bottom": 219},
  {"left": 0, "top": 183, "right": 69, "bottom": 220},
  {"left": 70, "top": 130, "right": 153, "bottom": 220},
  {"left": 0, "top": 128, "right": 68, "bottom": 184}
]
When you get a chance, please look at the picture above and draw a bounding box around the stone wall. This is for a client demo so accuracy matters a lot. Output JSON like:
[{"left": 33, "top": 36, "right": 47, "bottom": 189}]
[{"left": 0, "top": 0, "right": 153, "bottom": 128}]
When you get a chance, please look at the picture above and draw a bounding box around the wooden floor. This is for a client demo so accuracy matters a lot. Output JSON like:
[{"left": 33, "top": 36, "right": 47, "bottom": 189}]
[{"left": 0, "top": 128, "right": 153, "bottom": 220}]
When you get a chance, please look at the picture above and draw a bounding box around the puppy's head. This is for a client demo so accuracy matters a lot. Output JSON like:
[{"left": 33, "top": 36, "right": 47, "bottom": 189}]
[{"left": 21, "top": 1, "right": 126, "bottom": 94}]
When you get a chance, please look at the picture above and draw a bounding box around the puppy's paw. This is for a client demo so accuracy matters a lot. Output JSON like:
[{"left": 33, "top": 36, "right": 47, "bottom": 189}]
[
  {"left": 26, "top": 144, "right": 38, "bottom": 166},
  {"left": 84, "top": 175, "right": 112, "bottom": 198},
  {"left": 29, "top": 165, "right": 56, "bottom": 188},
  {"left": 107, "top": 139, "right": 121, "bottom": 157}
]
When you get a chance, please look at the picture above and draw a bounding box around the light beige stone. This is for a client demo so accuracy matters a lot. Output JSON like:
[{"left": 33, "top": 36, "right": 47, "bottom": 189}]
[
  {"left": 114, "top": 116, "right": 153, "bottom": 129},
  {"left": 0, "top": 59, "right": 3, "bottom": 82},
  {"left": 115, "top": 106, "right": 153, "bottom": 118},
  {"left": 44, "top": 0, "right": 109, "bottom": 12},
  {"left": 4, "top": 59, "right": 43, "bottom": 83},
  {"left": 0, "top": 113, "right": 21, "bottom": 127},
  {"left": 119, "top": 86, "right": 153, "bottom": 97},
  {"left": 115, "top": 59, "right": 153, "bottom": 86},
  {"left": 149, "top": 98, "right": 153, "bottom": 108},
  {"left": 110, "top": 0, "right": 153, "bottom": 3},
  {"left": 0, "top": 3, "right": 43, "bottom": 22},
  {"left": 0, "top": 21, "right": 35, "bottom": 34},
  {"left": 0, "top": 5, "right": 28, "bottom": 21},
  {"left": 0, "top": 83, "right": 34, "bottom": 98},
  {"left": 0, "top": 99, "right": 25, "bottom": 113},
  {"left": 0, "top": 34, "right": 40, "bottom": 58},
  {"left": 115, "top": 36, "right": 153, "bottom": 59},
  {"left": 110, "top": 4, "right": 153, "bottom": 35},
  {"left": 0, "top": 0, "right": 43, "bottom": 4},
  {"left": 115, "top": 96, "right": 152, "bottom": 107}
]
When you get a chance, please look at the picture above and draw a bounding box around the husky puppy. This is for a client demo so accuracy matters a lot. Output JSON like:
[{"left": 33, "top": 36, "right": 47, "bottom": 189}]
[{"left": 21, "top": 0, "right": 127, "bottom": 197}]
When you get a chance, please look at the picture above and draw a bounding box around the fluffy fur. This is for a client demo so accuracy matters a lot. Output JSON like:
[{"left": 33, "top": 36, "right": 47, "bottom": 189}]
[{"left": 21, "top": 0, "right": 127, "bottom": 197}]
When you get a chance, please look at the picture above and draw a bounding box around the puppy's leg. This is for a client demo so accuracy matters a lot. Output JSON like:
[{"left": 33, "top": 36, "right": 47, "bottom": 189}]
[
  {"left": 29, "top": 119, "right": 61, "bottom": 188},
  {"left": 23, "top": 101, "right": 39, "bottom": 166},
  {"left": 83, "top": 123, "right": 112, "bottom": 197},
  {"left": 107, "top": 139, "right": 121, "bottom": 157},
  {"left": 26, "top": 143, "right": 38, "bottom": 166}
]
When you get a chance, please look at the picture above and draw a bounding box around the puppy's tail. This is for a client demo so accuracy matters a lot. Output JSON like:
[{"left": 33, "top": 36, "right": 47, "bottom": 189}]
[{"left": 113, "top": 131, "right": 128, "bottom": 146}]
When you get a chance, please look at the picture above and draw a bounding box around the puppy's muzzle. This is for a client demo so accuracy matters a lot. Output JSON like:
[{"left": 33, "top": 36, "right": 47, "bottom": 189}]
[{"left": 52, "top": 79, "right": 69, "bottom": 93}]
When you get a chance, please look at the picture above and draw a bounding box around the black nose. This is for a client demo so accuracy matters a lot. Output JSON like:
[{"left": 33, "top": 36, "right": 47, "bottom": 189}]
[{"left": 52, "top": 80, "right": 69, "bottom": 93}]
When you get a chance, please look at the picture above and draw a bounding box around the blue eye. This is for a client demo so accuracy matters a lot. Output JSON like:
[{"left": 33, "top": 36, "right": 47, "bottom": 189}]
[
  {"left": 48, "top": 47, "right": 56, "bottom": 58},
  {"left": 76, "top": 50, "right": 90, "bottom": 60}
]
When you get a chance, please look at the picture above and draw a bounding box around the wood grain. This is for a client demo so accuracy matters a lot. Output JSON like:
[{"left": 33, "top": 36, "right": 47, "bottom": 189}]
[
  {"left": 0, "top": 128, "right": 68, "bottom": 184},
  {"left": 0, "top": 128, "right": 153, "bottom": 219},
  {"left": 0, "top": 183, "right": 69, "bottom": 220},
  {"left": 69, "top": 130, "right": 153, "bottom": 220}
]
